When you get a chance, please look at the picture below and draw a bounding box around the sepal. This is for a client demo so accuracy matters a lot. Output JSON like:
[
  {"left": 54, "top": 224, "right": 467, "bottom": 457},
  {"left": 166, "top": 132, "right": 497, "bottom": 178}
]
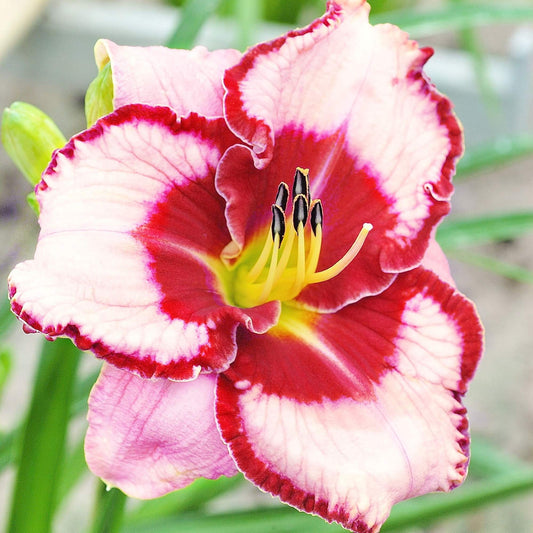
[{"left": 85, "top": 61, "right": 114, "bottom": 127}]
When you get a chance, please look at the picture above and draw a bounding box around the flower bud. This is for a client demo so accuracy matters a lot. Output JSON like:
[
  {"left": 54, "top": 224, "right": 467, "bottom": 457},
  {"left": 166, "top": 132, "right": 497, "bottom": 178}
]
[
  {"left": 1, "top": 102, "right": 66, "bottom": 186},
  {"left": 85, "top": 61, "right": 114, "bottom": 127},
  {"left": 26, "top": 191, "right": 39, "bottom": 215}
]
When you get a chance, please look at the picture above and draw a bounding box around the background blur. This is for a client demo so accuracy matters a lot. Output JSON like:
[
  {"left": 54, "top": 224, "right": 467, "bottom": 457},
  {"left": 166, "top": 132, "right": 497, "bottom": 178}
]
[{"left": 0, "top": 1, "right": 532, "bottom": 532}]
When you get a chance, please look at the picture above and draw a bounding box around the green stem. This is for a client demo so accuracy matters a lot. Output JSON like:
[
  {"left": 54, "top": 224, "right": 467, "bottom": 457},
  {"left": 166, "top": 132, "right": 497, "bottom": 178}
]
[
  {"left": 235, "top": 0, "right": 261, "bottom": 50},
  {"left": 89, "top": 482, "right": 128, "bottom": 533},
  {"left": 7, "top": 338, "right": 80, "bottom": 533}
]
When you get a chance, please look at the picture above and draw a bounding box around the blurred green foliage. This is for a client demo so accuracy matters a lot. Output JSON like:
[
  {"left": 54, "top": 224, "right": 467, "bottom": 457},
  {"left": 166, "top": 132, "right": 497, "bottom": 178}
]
[{"left": 164, "top": 0, "right": 418, "bottom": 25}]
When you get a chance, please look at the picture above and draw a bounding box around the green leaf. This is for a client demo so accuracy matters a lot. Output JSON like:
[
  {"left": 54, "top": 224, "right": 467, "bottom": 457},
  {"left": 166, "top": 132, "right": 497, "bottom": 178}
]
[
  {"left": 56, "top": 438, "right": 90, "bottom": 508},
  {"left": 123, "top": 505, "right": 345, "bottom": 533},
  {"left": 166, "top": 0, "right": 223, "bottom": 49},
  {"left": 382, "top": 469, "right": 533, "bottom": 531},
  {"left": 85, "top": 62, "right": 114, "bottom": 128},
  {"left": 70, "top": 369, "right": 100, "bottom": 419},
  {"left": 7, "top": 338, "right": 81, "bottom": 533},
  {"left": 448, "top": 249, "right": 533, "bottom": 283},
  {"left": 0, "top": 368, "right": 98, "bottom": 474},
  {"left": 437, "top": 211, "right": 533, "bottom": 250},
  {"left": 371, "top": 4, "right": 533, "bottom": 36},
  {"left": 1, "top": 102, "right": 66, "bottom": 186},
  {"left": 468, "top": 438, "right": 528, "bottom": 478},
  {"left": 125, "top": 475, "right": 243, "bottom": 525},
  {"left": 0, "top": 347, "right": 12, "bottom": 400},
  {"left": 89, "top": 483, "right": 127, "bottom": 533},
  {"left": 456, "top": 134, "right": 533, "bottom": 179},
  {"left": 0, "top": 428, "right": 18, "bottom": 472}
]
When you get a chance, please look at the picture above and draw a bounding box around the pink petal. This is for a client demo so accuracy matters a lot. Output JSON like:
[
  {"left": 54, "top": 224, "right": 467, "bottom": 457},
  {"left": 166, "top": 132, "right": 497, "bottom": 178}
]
[
  {"left": 95, "top": 39, "right": 241, "bottom": 116},
  {"left": 216, "top": 268, "right": 482, "bottom": 532},
  {"left": 8, "top": 104, "right": 279, "bottom": 380},
  {"left": 86, "top": 364, "right": 237, "bottom": 498},
  {"left": 421, "top": 235, "right": 455, "bottom": 287},
  {"left": 221, "top": 0, "right": 462, "bottom": 308}
]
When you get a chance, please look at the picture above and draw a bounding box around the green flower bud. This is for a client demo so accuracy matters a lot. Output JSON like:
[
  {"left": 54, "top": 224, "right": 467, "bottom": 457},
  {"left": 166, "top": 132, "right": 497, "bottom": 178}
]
[
  {"left": 1, "top": 102, "right": 66, "bottom": 186},
  {"left": 85, "top": 61, "right": 114, "bottom": 127},
  {"left": 26, "top": 191, "right": 40, "bottom": 215}
]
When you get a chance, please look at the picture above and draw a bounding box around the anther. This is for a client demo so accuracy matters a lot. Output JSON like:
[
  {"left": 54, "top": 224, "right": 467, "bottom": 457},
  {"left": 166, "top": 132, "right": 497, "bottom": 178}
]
[
  {"left": 306, "top": 200, "right": 323, "bottom": 278},
  {"left": 292, "top": 194, "right": 308, "bottom": 231},
  {"left": 292, "top": 168, "right": 310, "bottom": 203},
  {"left": 271, "top": 204, "right": 286, "bottom": 244},
  {"left": 275, "top": 182, "right": 289, "bottom": 212},
  {"left": 310, "top": 200, "right": 323, "bottom": 236}
]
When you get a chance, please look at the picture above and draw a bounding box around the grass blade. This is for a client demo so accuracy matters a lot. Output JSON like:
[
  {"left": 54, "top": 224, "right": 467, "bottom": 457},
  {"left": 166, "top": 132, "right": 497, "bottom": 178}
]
[
  {"left": 7, "top": 338, "right": 81, "bottom": 533},
  {"left": 437, "top": 211, "right": 533, "bottom": 250},
  {"left": 56, "top": 437, "right": 90, "bottom": 508},
  {"left": 456, "top": 135, "right": 533, "bottom": 180},
  {"left": 448, "top": 249, "right": 533, "bottom": 283},
  {"left": 123, "top": 505, "right": 344, "bottom": 533},
  {"left": 0, "top": 368, "right": 99, "bottom": 474},
  {"left": 89, "top": 483, "right": 127, "bottom": 533}
]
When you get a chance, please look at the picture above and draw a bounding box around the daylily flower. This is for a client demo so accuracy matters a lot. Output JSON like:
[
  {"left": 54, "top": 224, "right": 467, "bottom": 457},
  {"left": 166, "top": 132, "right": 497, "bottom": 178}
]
[{"left": 7, "top": 1, "right": 483, "bottom": 531}]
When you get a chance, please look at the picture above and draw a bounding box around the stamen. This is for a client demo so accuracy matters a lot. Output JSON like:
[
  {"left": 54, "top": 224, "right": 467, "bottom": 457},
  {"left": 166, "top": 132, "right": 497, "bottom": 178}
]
[
  {"left": 309, "top": 223, "right": 373, "bottom": 284},
  {"left": 258, "top": 232, "right": 280, "bottom": 303},
  {"left": 246, "top": 230, "right": 273, "bottom": 283},
  {"left": 292, "top": 168, "right": 310, "bottom": 203},
  {"left": 235, "top": 166, "right": 373, "bottom": 309},
  {"left": 273, "top": 223, "right": 296, "bottom": 282},
  {"left": 246, "top": 205, "right": 285, "bottom": 283},
  {"left": 275, "top": 182, "right": 289, "bottom": 212},
  {"left": 305, "top": 200, "right": 323, "bottom": 278}
]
